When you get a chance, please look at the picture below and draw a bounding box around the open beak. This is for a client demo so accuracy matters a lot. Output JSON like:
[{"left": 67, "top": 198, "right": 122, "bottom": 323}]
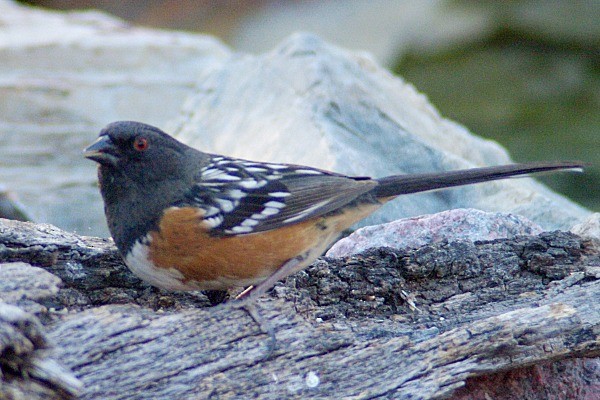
[{"left": 83, "top": 135, "right": 118, "bottom": 166}]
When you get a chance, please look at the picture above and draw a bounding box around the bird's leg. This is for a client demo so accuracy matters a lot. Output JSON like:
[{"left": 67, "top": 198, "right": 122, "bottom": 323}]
[
  {"left": 236, "top": 256, "right": 303, "bottom": 300},
  {"left": 235, "top": 285, "right": 254, "bottom": 300},
  {"left": 233, "top": 257, "right": 304, "bottom": 359},
  {"left": 233, "top": 299, "right": 277, "bottom": 359}
]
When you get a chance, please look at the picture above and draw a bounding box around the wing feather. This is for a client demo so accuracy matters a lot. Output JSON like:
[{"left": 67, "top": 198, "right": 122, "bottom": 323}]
[{"left": 177, "top": 158, "right": 377, "bottom": 236}]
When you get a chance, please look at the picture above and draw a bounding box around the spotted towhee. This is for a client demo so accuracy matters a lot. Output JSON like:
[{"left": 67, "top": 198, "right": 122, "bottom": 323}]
[{"left": 84, "top": 121, "right": 583, "bottom": 300}]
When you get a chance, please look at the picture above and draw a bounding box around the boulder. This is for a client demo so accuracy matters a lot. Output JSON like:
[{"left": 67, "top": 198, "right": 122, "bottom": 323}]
[
  {"left": 327, "top": 208, "right": 543, "bottom": 257},
  {"left": 0, "top": 0, "right": 229, "bottom": 235}
]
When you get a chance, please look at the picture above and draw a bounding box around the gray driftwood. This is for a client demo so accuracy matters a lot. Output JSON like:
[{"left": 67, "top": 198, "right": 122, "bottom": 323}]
[{"left": 0, "top": 218, "right": 599, "bottom": 399}]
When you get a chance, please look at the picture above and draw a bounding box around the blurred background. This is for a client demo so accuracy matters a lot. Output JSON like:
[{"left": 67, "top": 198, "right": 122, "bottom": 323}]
[{"left": 17, "top": 0, "right": 600, "bottom": 211}]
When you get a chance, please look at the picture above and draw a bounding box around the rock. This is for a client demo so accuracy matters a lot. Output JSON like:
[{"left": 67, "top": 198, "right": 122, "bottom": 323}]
[
  {"left": 171, "top": 32, "right": 589, "bottom": 231},
  {"left": 0, "top": 184, "right": 30, "bottom": 221},
  {"left": 327, "top": 208, "right": 543, "bottom": 257},
  {"left": 0, "top": 0, "right": 229, "bottom": 236},
  {"left": 571, "top": 212, "right": 600, "bottom": 241}
]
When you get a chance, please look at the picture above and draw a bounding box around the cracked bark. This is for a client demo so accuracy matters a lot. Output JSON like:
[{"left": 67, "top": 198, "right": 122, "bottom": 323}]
[{"left": 0, "top": 218, "right": 599, "bottom": 399}]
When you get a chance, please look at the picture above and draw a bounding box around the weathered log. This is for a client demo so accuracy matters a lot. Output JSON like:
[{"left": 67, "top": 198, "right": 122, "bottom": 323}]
[
  {"left": 0, "top": 295, "right": 81, "bottom": 399},
  {"left": 0, "top": 218, "right": 599, "bottom": 399}
]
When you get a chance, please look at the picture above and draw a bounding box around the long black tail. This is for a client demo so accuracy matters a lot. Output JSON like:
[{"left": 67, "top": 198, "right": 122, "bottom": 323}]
[{"left": 373, "top": 161, "right": 584, "bottom": 199}]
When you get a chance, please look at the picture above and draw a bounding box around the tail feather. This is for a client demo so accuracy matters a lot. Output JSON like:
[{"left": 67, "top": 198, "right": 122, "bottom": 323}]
[{"left": 373, "top": 161, "right": 584, "bottom": 199}]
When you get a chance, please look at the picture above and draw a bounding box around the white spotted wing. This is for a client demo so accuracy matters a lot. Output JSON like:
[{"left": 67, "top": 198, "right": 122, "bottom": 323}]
[{"left": 177, "top": 156, "right": 377, "bottom": 236}]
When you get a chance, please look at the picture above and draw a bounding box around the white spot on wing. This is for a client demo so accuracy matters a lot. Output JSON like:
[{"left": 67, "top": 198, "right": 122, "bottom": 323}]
[
  {"left": 264, "top": 201, "right": 285, "bottom": 208},
  {"left": 269, "top": 191, "right": 291, "bottom": 197},
  {"left": 244, "top": 167, "right": 268, "bottom": 173},
  {"left": 241, "top": 218, "right": 259, "bottom": 227},
  {"left": 204, "top": 216, "right": 224, "bottom": 227},
  {"left": 229, "top": 225, "right": 254, "bottom": 233},
  {"left": 250, "top": 212, "right": 268, "bottom": 220},
  {"left": 261, "top": 207, "right": 280, "bottom": 216},
  {"left": 201, "top": 168, "right": 240, "bottom": 181},
  {"left": 282, "top": 214, "right": 307, "bottom": 223},
  {"left": 264, "top": 163, "right": 288, "bottom": 169},
  {"left": 215, "top": 174, "right": 241, "bottom": 181},
  {"left": 227, "top": 189, "right": 246, "bottom": 199},
  {"left": 200, "top": 167, "right": 219, "bottom": 175},
  {"left": 283, "top": 200, "right": 330, "bottom": 223},
  {"left": 294, "top": 169, "right": 323, "bottom": 175},
  {"left": 215, "top": 198, "right": 235, "bottom": 212},
  {"left": 239, "top": 179, "right": 267, "bottom": 189},
  {"left": 204, "top": 206, "right": 220, "bottom": 217}
]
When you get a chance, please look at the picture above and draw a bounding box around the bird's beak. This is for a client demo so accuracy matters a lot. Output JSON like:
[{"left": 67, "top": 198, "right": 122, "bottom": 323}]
[{"left": 83, "top": 135, "right": 118, "bottom": 167}]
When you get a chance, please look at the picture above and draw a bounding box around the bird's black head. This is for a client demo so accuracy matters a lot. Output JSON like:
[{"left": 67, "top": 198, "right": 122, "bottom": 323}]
[
  {"left": 84, "top": 121, "right": 197, "bottom": 185},
  {"left": 84, "top": 121, "right": 207, "bottom": 253}
]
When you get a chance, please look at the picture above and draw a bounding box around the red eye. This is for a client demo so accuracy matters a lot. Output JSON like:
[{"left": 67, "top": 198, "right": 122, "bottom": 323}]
[{"left": 133, "top": 137, "right": 149, "bottom": 152}]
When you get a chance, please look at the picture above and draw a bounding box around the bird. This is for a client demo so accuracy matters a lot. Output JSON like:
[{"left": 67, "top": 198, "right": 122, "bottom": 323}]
[{"left": 84, "top": 121, "right": 583, "bottom": 302}]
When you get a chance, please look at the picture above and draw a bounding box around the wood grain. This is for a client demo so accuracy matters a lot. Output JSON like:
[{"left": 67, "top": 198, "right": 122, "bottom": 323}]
[{"left": 0, "top": 219, "right": 599, "bottom": 399}]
